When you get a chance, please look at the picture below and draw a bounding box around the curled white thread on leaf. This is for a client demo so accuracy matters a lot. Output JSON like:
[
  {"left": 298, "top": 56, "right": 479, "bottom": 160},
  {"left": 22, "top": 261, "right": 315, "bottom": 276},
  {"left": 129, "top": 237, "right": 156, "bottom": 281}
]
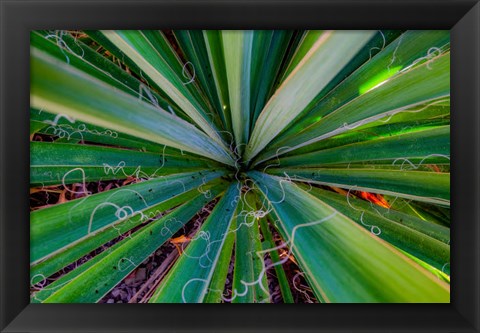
[
  {"left": 45, "top": 31, "right": 81, "bottom": 64},
  {"left": 181, "top": 278, "right": 207, "bottom": 303},
  {"left": 391, "top": 153, "right": 450, "bottom": 171},
  {"left": 346, "top": 186, "right": 382, "bottom": 235},
  {"left": 369, "top": 30, "right": 386, "bottom": 60},
  {"left": 378, "top": 98, "right": 450, "bottom": 124},
  {"left": 62, "top": 168, "right": 90, "bottom": 196},
  {"left": 225, "top": 212, "right": 338, "bottom": 299},
  {"left": 387, "top": 33, "right": 404, "bottom": 71},
  {"left": 118, "top": 257, "right": 136, "bottom": 272},
  {"left": 30, "top": 274, "right": 47, "bottom": 288},
  {"left": 410, "top": 47, "right": 443, "bottom": 70},
  {"left": 182, "top": 61, "right": 196, "bottom": 85},
  {"left": 197, "top": 176, "right": 212, "bottom": 199},
  {"left": 44, "top": 114, "right": 75, "bottom": 127},
  {"left": 441, "top": 263, "right": 450, "bottom": 274},
  {"left": 292, "top": 272, "right": 314, "bottom": 303},
  {"left": 262, "top": 146, "right": 292, "bottom": 174}
]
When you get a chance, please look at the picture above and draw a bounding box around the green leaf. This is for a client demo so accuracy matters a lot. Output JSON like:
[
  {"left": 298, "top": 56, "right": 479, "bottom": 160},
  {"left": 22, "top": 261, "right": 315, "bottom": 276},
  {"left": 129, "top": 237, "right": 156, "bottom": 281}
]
[
  {"left": 304, "top": 185, "right": 450, "bottom": 271},
  {"left": 30, "top": 186, "right": 209, "bottom": 283},
  {"left": 245, "top": 31, "right": 376, "bottom": 163},
  {"left": 249, "top": 171, "right": 449, "bottom": 302},
  {"left": 268, "top": 168, "right": 449, "bottom": 206},
  {"left": 173, "top": 30, "right": 228, "bottom": 129},
  {"left": 270, "top": 30, "right": 449, "bottom": 149},
  {"left": 203, "top": 30, "right": 232, "bottom": 133},
  {"left": 30, "top": 121, "right": 48, "bottom": 135},
  {"left": 277, "top": 107, "right": 449, "bottom": 158},
  {"left": 203, "top": 219, "right": 236, "bottom": 303},
  {"left": 232, "top": 191, "right": 269, "bottom": 303},
  {"left": 99, "top": 31, "right": 227, "bottom": 148},
  {"left": 30, "top": 48, "right": 235, "bottom": 166},
  {"left": 274, "top": 126, "right": 449, "bottom": 168},
  {"left": 278, "top": 30, "right": 325, "bottom": 82},
  {"left": 222, "top": 30, "right": 254, "bottom": 152},
  {"left": 40, "top": 192, "right": 220, "bottom": 303},
  {"left": 254, "top": 51, "right": 450, "bottom": 164},
  {"left": 404, "top": 201, "right": 451, "bottom": 227},
  {"left": 250, "top": 30, "right": 293, "bottom": 130},
  {"left": 258, "top": 215, "right": 294, "bottom": 303},
  {"left": 29, "top": 29, "right": 450, "bottom": 304},
  {"left": 30, "top": 109, "right": 201, "bottom": 158},
  {"left": 31, "top": 170, "right": 227, "bottom": 264},
  {"left": 398, "top": 248, "right": 450, "bottom": 279},
  {"left": 30, "top": 141, "right": 220, "bottom": 186},
  {"left": 32, "top": 31, "right": 190, "bottom": 123},
  {"left": 149, "top": 182, "right": 240, "bottom": 303},
  {"left": 31, "top": 180, "right": 229, "bottom": 294}
]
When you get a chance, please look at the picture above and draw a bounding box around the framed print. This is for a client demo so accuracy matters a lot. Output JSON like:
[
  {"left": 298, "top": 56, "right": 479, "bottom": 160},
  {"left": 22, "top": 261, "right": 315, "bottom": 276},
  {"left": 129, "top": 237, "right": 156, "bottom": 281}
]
[{"left": 1, "top": 0, "right": 479, "bottom": 332}]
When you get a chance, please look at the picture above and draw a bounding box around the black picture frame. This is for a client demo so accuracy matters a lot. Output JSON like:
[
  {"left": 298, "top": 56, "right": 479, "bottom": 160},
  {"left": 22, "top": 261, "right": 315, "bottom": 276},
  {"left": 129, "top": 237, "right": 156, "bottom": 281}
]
[{"left": 1, "top": 0, "right": 479, "bottom": 332}]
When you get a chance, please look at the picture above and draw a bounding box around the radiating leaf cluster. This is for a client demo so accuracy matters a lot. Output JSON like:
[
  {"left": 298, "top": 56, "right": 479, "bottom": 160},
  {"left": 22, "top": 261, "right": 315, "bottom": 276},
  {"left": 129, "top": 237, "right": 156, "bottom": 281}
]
[{"left": 30, "top": 29, "right": 450, "bottom": 303}]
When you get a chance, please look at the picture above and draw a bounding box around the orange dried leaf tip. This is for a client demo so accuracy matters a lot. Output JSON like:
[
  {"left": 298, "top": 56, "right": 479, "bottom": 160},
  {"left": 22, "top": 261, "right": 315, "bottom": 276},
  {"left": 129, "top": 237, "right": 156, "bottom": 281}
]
[
  {"left": 56, "top": 190, "right": 68, "bottom": 204},
  {"left": 170, "top": 235, "right": 191, "bottom": 244},
  {"left": 358, "top": 191, "right": 390, "bottom": 209},
  {"left": 426, "top": 164, "right": 441, "bottom": 173},
  {"left": 331, "top": 186, "right": 349, "bottom": 196}
]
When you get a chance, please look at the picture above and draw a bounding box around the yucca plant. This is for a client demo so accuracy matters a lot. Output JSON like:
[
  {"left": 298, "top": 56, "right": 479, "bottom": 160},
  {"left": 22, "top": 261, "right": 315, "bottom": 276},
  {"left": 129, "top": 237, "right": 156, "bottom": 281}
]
[{"left": 30, "top": 29, "right": 450, "bottom": 303}]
